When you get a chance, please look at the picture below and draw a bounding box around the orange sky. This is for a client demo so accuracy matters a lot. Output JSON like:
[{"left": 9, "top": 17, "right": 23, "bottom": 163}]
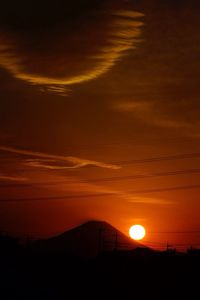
[{"left": 0, "top": 0, "right": 200, "bottom": 250}]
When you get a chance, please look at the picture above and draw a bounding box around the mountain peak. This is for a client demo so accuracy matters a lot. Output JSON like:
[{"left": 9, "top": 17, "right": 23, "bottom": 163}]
[
  {"left": 78, "top": 220, "right": 114, "bottom": 229},
  {"left": 33, "top": 220, "right": 145, "bottom": 258}
]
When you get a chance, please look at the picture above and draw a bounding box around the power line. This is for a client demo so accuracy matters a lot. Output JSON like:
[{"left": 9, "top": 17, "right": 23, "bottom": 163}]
[
  {"left": 90, "top": 168, "right": 200, "bottom": 182},
  {"left": 48, "top": 137, "right": 195, "bottom": 148},
  {"left": 0, "top": 183, "right": 200, "bottom": 203},
  {"left": 150, "top": 231, "right": 200, "bottom": 234},
  {"left": 0, "top": 151, "right": 200, "bottom": 182},
  {"left": 1, "top": 167, "right": 200, "bottom": 188},
  {"left": 112, "top": 152, "right": 200, "bottom": 166},
  {"left": 128, "top": 184, "right": 200, "bottom": 194}
]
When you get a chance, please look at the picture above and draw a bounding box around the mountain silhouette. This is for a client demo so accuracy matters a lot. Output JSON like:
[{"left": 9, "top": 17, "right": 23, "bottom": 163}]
[{"left": 32, "top": 220, "right": 145, "bottom": 258}]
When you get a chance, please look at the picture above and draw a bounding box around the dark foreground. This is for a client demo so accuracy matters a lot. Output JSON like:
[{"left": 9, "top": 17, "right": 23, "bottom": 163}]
[{"left": 1, "top": 240, "right": 200, "bottom": 299}]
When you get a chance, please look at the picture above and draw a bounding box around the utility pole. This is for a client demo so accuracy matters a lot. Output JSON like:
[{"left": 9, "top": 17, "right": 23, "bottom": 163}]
[
  {"left": 114, "top": 231, "right": 118, "bottom": 251},
  {"left": 26, "top": 235, "right": 31, "bottom": 248},
  {"left": 166, "top": 242, "right": 173, "bottom": 252},
  {"left": 166, "top": 242, "right": 169, "bottom": 252},
  {"left": 98, "top": 228, "right": 104, "bottom": 254}
]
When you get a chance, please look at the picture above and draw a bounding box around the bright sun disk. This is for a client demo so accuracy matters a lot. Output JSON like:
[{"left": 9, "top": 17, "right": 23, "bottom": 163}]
[{"left": 129, "top": 224, "right": 146, "bottom": 240}]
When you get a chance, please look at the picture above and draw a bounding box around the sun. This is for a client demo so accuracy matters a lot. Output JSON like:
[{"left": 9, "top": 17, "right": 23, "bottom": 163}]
[{"left": 129, "top": 225, "right": 146, "bottom": 241}]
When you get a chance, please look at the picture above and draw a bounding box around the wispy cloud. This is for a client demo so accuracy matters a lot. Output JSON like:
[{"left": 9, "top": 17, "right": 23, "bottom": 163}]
[
  {"left": 0, "top": 145, "right": 120, "bottom": 170},
  {"left": 16, "top": 170, "right": 170, "bottom": 207},
  {"left": 0, "top": 174, "right": 28, "bottom": 182},
  {"left": 113, "top": 100, "right": 151, "bottom": 113},
  {"left": 113, "top": 100, "right": 190, "bottom": 129},
  {"left": 0, "top": 146, "right": 171, "bottom": 207},
  {"left": 0, "top": 1, "right": 143, "bottom": 94},
  {"left": 127, "top": 196, "right": 173, "bottom": 205}
]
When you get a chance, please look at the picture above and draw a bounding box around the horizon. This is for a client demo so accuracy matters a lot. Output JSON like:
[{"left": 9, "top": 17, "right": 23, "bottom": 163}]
[{"left": 0, "top": 219, "right": 199, "bottom": 253}]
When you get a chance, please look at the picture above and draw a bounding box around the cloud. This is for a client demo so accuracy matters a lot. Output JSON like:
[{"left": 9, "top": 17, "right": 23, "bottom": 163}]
[
  {"left": 0, "top": 145, "right": 120, "bottom": 170},
  {"left": 113, "top": 100, "right": 151, "bottom": 113},
  {"left": 113, "top": 100, "right": 190, "bottom": 129},
  {"left": 0, "top": 174, "right": 27, "bottom": 182},
  {"left": 24, "top": 158, "right": 120, "bottom": 170},
  {"left": 0, "top": 0, "right": 143, "bottom": 94},
  {"left": 38, "top": 178, "right": 171, "bottom": 206},
  {"left": 0, "top": 146, "right": 170, "bottom": 207},
  {"left": 127, "top": 196, "right": 173, "bottom": 205}
]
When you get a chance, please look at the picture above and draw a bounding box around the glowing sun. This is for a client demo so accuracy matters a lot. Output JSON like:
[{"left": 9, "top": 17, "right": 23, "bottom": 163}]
[{"left": 129, "top": 225, "right": 146, "bottom": 241}]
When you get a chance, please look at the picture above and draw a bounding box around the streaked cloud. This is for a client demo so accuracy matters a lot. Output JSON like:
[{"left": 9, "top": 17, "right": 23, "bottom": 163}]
[
  {"left": 0, "top": 145, "right": 120, "bottom": 170},
  {"left": 0, "top": 1, "right": 143, "bottom": 94},
  {"left": 10, "top": 169, "right": 169, "bottom": 207},
  {"left": 127, "top": 196, "right": 173, "bottom": 205},
  {"left": 42, "top": 178, "right": 172, "bottom": 206},
  {"left": 0, "top": 146, "right": 169, "bottom": 207},
  {"left": 113, "top": 100, "right": 151, "bottom": 113},
  {"left": 113, "top": 100, "right": 190, "bottom": 129},
  {"left": 0, "top": 174, "right": 28, "bottom": 182}
]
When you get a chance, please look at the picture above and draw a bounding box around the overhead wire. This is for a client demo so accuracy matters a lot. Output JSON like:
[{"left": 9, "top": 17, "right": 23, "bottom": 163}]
[
  {"left": 0, "top": 167, "right": 200, "bottom": 188},
  {"left": 1, "top": 183, "right": 200, "bottom": 202}
]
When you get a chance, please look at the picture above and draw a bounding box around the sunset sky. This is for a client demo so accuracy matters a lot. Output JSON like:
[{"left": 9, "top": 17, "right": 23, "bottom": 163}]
[{"left": 1, "top": 0, "right": 200, "bottom": 249}]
